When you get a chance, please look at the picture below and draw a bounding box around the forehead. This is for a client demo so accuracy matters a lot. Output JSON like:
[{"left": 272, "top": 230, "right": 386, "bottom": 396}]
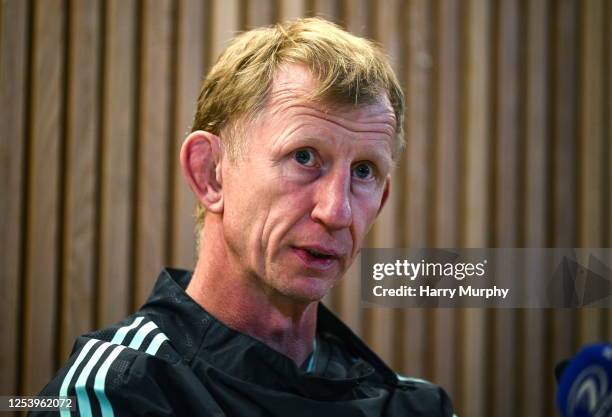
[{"left": 262, "top": 64, "right": 397, "bottom": 136}]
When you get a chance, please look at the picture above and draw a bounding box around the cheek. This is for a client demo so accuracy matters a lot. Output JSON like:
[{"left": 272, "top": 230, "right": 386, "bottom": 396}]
[
  {"left": 264, "top": 183, "right": 315, "bottom": 240},
  {"left": 222, "top": 173, "right": 272, "bottom": 254},
  {"left": 351, "top": 193, "right": 383, "bottom": 236}
]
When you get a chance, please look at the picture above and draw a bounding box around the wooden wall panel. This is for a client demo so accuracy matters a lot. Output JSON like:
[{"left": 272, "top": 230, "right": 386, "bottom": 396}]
[
  {"left": 22, "top": 0, "right": 65, "bottom": 395},
  {"left": 431, "top": 0, "right": 460, "bottom": 397},
  {"left": 551, "top": 0, "right": 579, "bottom": 365},
  {"left": 59, "top": 0, "right": 101, "bottom": 361},
  {"left": 0, "top": 0, "right": 28, "bottom": 399},
  {"left": 491, "top": 1, "right": 522, "bottom": 415},
  {"left": 398, "top": 0, "right": 433, "bottom": 380},
  {"left": 133, "top": 0, "right": 173, "bottom": 307},
  {"left": 246, "top": 0, "right": 275, "bottom": 28},
  {"left": 212, "top": 0, "right": 239, "bottom": 60},
  {"left": 342, "top": 0, "right": 367, "bottom": 36},
  {"left": 607, "top": 0, "right": 612, "bottom": 341},
  {"left": 457, "top": 0, "right": 491, "bottom": 414},
  {"left": 98, "top": 0, "right": 137, "bottom": 326},
  {"left": 307, "top": 0, "right": 340, "bottom": 21},
  {"left": 550, "top": 0, "right": 580, "bottom": 414},
  {"left": 578, "top": 0, "right": 605, "bottom": 346},
  {"left": 0, "top": 1, "right": 609, "bottom": 415},
  {"left": 579, "top": 0, "right": 605, "bottom": 250},
  {"left": 521, "top": 1, "right": 549, "bottom": 415},
  {"left": 169, "top": 0, "right": 205, "bottom": 269},
  {"left": 280, "top": 0, "right": 304, "bottom": 22}
]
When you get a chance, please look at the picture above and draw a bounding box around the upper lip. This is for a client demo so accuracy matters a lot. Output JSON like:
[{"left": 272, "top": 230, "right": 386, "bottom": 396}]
[{"left": 295, "top": 245, "right": 343, "bottom": 258}]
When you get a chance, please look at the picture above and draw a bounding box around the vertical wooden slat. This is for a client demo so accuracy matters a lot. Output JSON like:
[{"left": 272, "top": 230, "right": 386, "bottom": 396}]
[
  {"left": 404, "top": 0, "right": 436, "bottom": 230},
  {"left": 22, "top": 0, "right": 65, "bottom": 395},
  {"left": 134, "top": 0, "right": 173, "bottom": 306},
  {"left": 579, "top": 0, "right": 604, "bottom": 250},
  {"left": 524, "top": 5, "right": 550, "bottom": 250},
  {"left": 247, "top": 0, "right": 274, "bottom": 27},
  {"left": 551, "top": 5, "right": 577, "bottom": 247},
  {"left": 494, "top": 0, "right": 521, "bottom": 247},
  {"left": 521, "top": 1, "right": 549, "bottom": 415},
  {"left": 551, "top": 0, "right": 579, "bottom": 347},
  {"left": 310, "top": 0, "right": 340, "bottom": 22},
  {"left": 461, "top": 2, "right": 491, "bottom": 243},
  {"left": 431, "top": 0, "right": 460, "bottom": 397},
  {"left": 98, "top": 0, "right": 137, "bottom": 326},
  {"left": 60, "top": 0, "right": 101, "bottom": 360},
  {"left": 212, "top": 0, "right": 239, "bottom": 60},
  {"left": 169, "top": 0, "right": 204, "bottom": 269},
  {"left": 550, "top": 0, "right": 579, "bottom": 412},
  {"left": 433, "top": 0, "right": 460, "bottom": 249},
  {"left": 578, "top": 0, "right": 604, "bottom": 344},
  {"left": 0, "top": 0, "right": 28, "bottom": 397},
  {"left": 491, "top": 1, "right": 521, "bottom": 415},
  {"left": 342, "top": 0, "right": 367, "bottom": 37},
  {"left": 280, "top": 0, "right": 304, "bottom": 21},
  {"left": 458, "top": 0, "right": 491, "bottom": 415},
  {"left": 399, "top": 0, "right": 433, "bottom": 379},
  {"left": 608, "top": 0, "right": 612, "bottom": 341}
]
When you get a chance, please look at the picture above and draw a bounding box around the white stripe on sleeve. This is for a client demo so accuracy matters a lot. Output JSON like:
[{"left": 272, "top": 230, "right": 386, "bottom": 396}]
[
  {"left": 145, "top": 332, "right": 169, "bottom": 356},
  {"left": 128, "top": 321, "right": 157, "bottom": 350},
  {"left": 93, "top": 344, "right": 126, "bottom": 417},
  {"left": 74, "top": 342, "right": 112, "bottom": 417},
  {"left": 59, "top": 339, "right": 99, "bottom": 417},
  {"left": 110, "top": 316, "right": 144, "bottom": 345}
]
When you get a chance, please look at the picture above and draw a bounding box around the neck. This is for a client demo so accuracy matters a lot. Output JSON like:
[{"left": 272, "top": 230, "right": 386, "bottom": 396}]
[{"left": 186, "top": 215, "right": 318, "bottom": 366}]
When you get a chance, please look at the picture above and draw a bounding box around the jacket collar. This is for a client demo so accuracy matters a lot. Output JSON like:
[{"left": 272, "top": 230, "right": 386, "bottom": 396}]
[{"left": 141, "top": 268, "right": 399, "bottom": 397}]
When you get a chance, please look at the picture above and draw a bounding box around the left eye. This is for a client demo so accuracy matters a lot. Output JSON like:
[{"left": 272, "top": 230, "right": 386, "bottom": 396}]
[
  {"left": 352, "top": 162, "right": 375, "bottom": 180},
  {"left": 293, "top": 148, "right": 317, "bottom": 167}
]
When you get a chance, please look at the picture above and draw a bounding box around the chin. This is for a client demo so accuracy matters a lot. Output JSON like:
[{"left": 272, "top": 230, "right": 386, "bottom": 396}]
[{"left": 270, "top": 275, "right": 335, "bottom": 304}]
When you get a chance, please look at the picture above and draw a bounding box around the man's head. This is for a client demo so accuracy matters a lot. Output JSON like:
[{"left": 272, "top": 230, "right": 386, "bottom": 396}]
[
  {"left": 191, "top": 18, "right": 404, "bottom": 222},
  {"left": 181, "top": 18, "right": 404, "bottom": 303}
]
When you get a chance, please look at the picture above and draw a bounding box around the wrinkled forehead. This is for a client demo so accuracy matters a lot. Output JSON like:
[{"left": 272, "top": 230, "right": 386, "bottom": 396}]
[{"left": 264, "top": 63, "right": 397, "bottom": 131}]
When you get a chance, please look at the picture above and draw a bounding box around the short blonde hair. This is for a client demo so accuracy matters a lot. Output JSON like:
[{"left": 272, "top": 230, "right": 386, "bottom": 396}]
[{"left": 192, "top": 17, "right": 405, "bottom": 224}]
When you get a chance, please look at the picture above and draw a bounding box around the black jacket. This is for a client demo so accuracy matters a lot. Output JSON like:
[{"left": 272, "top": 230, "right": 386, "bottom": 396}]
[{"left": 32, "top": 268, "right": 454, "bottom": 417}]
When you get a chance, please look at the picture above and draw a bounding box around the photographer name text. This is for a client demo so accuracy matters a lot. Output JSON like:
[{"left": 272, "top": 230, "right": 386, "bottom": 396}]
[{"left": 370, "top": 259, "right": 510, "bottom": 300}]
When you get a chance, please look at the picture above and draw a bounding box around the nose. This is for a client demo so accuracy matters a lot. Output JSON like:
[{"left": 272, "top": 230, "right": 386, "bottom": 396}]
[{"left": 311, "top": 167, "right": 353, "bottom": 230}]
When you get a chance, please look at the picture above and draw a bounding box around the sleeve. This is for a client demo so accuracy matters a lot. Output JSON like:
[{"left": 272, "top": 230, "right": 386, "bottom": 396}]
[
  {"left": 28, "top": 337, "right": 221, "bottom": 417},
  {"left": 438, "top": 385, "right": 456, "bottom": 417}
]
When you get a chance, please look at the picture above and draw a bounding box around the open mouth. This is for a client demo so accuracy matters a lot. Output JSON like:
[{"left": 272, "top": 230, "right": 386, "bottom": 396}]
[
  {"left": 292, "top": 246, "right": 339, "bottom": 269},
  {"left": 304, "top": 248, "right": 335, "bottom": 260}
]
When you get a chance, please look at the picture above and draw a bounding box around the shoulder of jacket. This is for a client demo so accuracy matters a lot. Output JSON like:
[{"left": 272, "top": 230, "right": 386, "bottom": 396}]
[{"left": 35, "top": 315, "right": 183, "bottom": 416}]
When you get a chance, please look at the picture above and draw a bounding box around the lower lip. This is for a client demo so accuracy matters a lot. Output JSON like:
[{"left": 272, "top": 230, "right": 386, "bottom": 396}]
[{"left": 292, "top": 248, "right": 338, "bottom": 270}]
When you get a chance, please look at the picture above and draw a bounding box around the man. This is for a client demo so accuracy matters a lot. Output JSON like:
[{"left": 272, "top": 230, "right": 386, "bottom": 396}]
[{"left": 33, "top": 18, "right": 454, "bottom": 416}]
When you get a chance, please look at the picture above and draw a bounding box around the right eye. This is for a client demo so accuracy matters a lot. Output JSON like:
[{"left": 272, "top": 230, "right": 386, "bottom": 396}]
[{"left": 293, "top": 148, "right": 317, "bottom": 167}]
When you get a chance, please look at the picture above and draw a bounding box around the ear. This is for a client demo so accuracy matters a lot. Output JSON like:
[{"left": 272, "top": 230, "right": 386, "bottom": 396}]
[
  {"left": 180, "top": 130, "right": 224, "bottom": 213},
  {"left": 377, "top": 175, "right": 391, "bottom": 216}
]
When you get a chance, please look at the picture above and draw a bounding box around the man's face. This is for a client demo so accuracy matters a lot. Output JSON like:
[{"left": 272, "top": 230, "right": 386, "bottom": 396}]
[{"left": 221, "top": 64, "right": 396, "bottom": 303}]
